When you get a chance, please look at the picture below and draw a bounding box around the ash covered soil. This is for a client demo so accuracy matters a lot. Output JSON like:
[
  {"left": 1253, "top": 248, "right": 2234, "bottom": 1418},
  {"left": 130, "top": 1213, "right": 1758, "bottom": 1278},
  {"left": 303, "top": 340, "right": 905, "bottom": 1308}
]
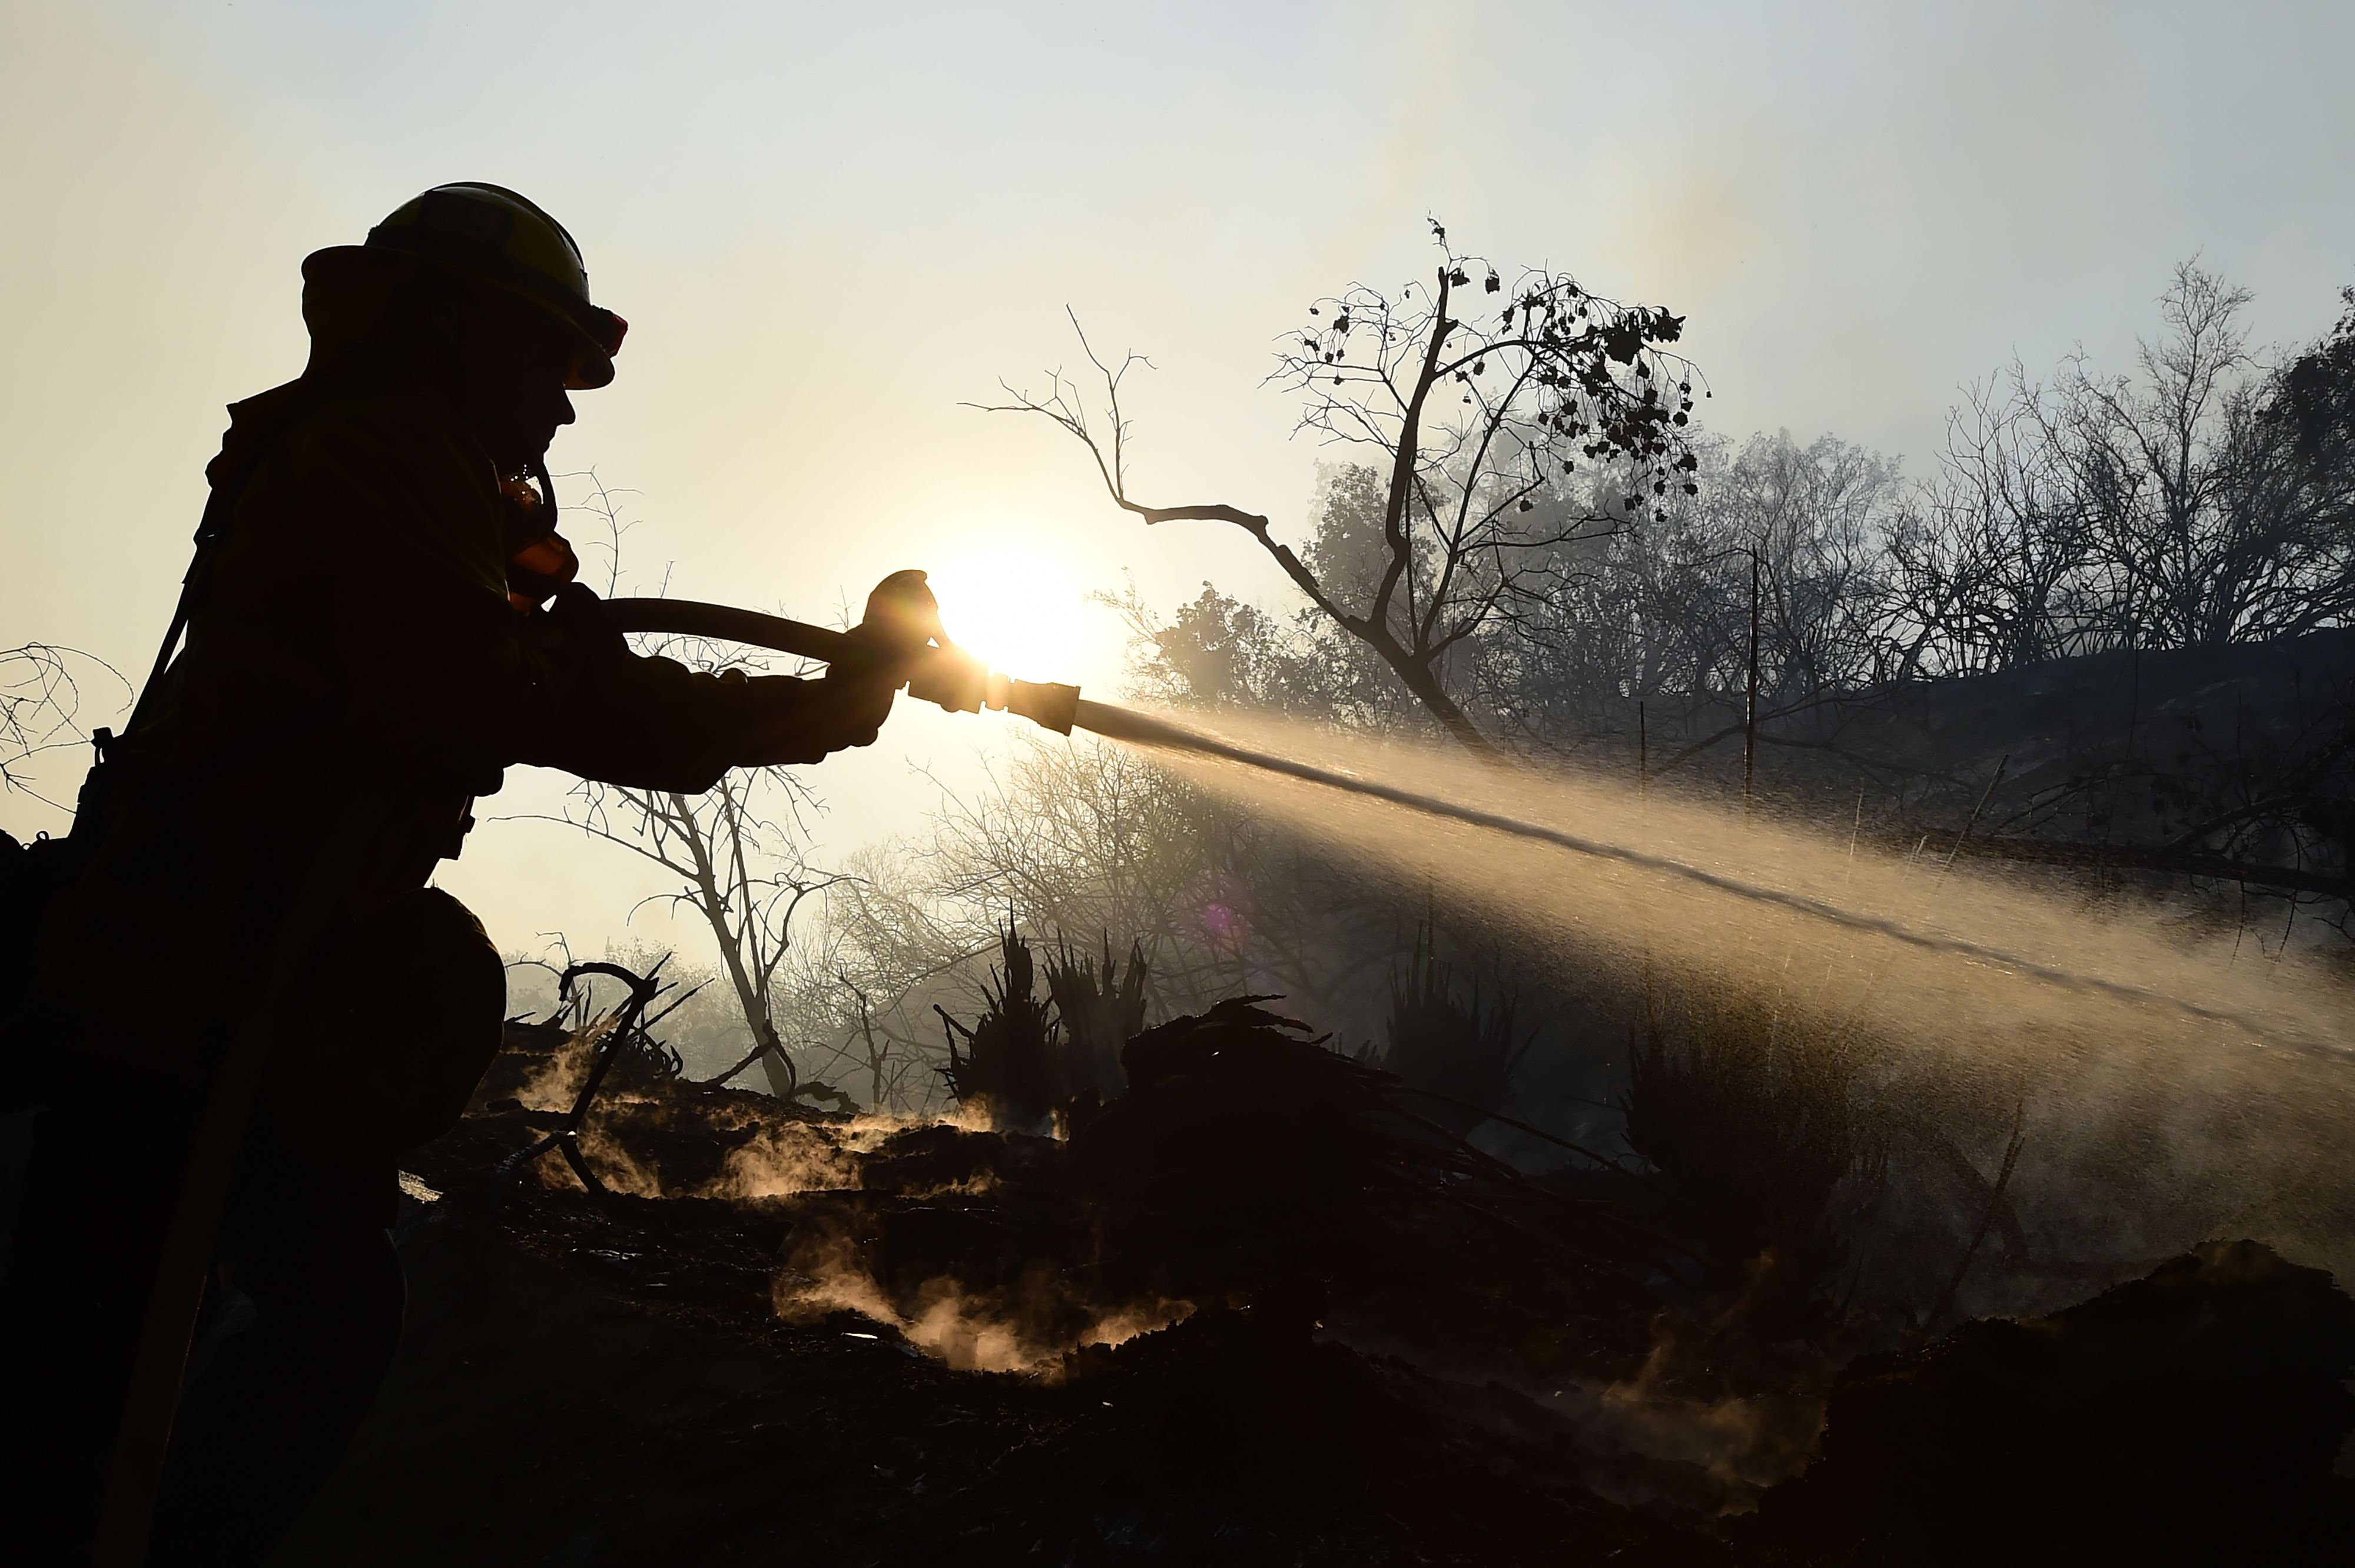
[{"left": 271, "top": 1012, "right": 2355, "bottom": 1567}]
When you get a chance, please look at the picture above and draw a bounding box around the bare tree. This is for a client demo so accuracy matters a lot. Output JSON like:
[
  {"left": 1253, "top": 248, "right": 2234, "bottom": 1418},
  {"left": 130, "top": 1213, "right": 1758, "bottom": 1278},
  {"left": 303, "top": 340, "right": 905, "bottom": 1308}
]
[
  {"left": 2062, "top": 261, "right": 2355, "bottom": 648},
  {"left": 520, "top": 733, "right": 845, "bottom": 1098},
  {"left": 1425, "top": 430, "right": 1906, "bottom": 755},
  {"left": 823, "top": 973, "right": 928, "bottom": 1113},
  {"left": 920, "top": 738, "right": 1243, "bottom": 1008},
  {"left": 977, "top": 220, "right": 1702, "bottom": 756},
  {"left": 1727, "top": 433, "right": 1907, "bottom": 701},
  {"left": 775, "top": 846, "right": 983, "bottom": 1112},
  {"left": 1886, "top": 367, "right": 2098, "bottom": 678},
  {"left": 1, "top": 644, "right": 127, "bottom": 812},
  {"left": 917, "top": 733, "right": 1407, "bottom": 1025},
  {"left": 1891, "top": 262, "right": 2355, "bottom": 675}
]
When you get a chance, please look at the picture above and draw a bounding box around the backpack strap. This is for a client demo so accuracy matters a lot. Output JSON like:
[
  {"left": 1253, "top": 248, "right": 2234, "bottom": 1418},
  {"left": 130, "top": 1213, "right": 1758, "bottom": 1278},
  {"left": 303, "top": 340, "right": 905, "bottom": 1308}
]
[{"left": 120, "top": 381, "right": 327, "bottom": 739}]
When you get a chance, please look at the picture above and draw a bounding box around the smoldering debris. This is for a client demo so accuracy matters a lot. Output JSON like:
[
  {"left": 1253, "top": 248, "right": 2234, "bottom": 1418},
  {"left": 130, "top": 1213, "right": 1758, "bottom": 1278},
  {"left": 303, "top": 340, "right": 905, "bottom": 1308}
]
[
  {"left": 774, "top": 997, "right": 1663, "bottom": 1382},
  {"left": 273, "top": 999, "right": 2355, "bottom": 1567}
]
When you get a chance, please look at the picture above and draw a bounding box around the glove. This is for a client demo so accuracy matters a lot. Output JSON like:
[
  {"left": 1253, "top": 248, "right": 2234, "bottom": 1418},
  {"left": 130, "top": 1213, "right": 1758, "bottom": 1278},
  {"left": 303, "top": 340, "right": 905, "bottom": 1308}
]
[
  {"left": 810, "top": 572, "right": 936, "bottom": 749},
  {"left": 855, "top": 569, "right": 946, "bottom": 658},
  {"left": 808, "top": 641, "right": 897, "bottom": 752},
  {"left": 543, "top": 581, "right": 629, "bottom": 664}
]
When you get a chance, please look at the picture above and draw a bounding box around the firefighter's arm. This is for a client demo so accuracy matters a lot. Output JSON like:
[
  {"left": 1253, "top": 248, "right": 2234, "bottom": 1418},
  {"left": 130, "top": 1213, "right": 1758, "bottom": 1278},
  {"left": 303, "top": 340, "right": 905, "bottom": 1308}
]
[
  {"left": 508, "top": 584, "right": 897, "bottom": 794},
  {"left": 272, "top": 404, "right": 886, "bottom": 794}
]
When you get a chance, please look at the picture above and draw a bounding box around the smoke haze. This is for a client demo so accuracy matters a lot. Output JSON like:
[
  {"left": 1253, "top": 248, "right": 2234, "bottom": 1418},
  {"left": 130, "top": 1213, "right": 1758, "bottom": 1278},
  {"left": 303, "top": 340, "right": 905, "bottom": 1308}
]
[
  {"left": 8, "top": 0, "right": 2355, "bottom": 955},
  {"left": 1103, "top": 707, "right": 2355, "bottom": 1281}
]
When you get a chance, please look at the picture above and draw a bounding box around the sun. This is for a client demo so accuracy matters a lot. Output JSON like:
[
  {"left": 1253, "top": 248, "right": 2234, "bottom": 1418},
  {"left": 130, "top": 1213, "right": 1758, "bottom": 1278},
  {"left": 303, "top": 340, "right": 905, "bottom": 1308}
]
[{"left": 920, "top": 546, "right": 1087, "bottom": 682}]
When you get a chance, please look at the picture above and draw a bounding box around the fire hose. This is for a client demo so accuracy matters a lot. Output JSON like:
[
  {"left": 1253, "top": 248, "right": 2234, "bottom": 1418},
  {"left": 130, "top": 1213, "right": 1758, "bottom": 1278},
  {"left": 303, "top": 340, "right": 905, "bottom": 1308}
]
[
  {"left": 596, "top": 596, "right": 1083, "bottom": 736},
  {"left": 598, "top": 599, "right": 2334, "bottom": 1055}
]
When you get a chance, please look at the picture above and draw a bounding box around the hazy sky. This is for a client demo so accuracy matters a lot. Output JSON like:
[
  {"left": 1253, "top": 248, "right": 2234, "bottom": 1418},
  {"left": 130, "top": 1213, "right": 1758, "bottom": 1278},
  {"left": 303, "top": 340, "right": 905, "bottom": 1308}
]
[{"left": 6, "top": 0, "right": 2353, "bottom": 954}]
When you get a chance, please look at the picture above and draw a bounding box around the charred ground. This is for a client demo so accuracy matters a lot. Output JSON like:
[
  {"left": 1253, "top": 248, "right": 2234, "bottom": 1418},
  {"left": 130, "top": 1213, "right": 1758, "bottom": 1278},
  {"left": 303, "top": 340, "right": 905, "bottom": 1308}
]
[{"left": 268, "top": 1005, "right": 2355, "bottom": 1567}]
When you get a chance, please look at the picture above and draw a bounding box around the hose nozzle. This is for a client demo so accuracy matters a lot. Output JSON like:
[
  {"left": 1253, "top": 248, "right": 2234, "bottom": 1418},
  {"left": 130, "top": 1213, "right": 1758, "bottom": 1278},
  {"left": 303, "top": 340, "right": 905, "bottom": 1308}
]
[
  {"left": 904, "top": 644, "right": 990, "bottom": 713},
  {"left": 905, "top": 646, "right": 1078, "bottom": 734},
  {"left": 1003, "top": 677, "right": 1080, "bottom": 735}
]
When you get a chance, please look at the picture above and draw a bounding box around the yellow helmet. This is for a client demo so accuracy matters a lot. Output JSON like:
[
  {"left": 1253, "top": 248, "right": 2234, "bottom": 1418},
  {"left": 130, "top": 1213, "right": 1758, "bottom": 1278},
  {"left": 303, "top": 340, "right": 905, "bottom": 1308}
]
[{"left": 304, "top": 183, "right": 627, "bottom": 389}]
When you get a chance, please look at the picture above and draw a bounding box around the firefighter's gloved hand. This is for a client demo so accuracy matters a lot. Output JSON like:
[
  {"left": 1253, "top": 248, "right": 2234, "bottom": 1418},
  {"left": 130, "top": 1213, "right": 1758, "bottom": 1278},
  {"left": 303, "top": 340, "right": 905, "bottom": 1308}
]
[
  {"left": 544, "top": 581, "right": 628, "bottom": 664},
  {"left": 809, "top": 624, "right": 899, "bottom": 752},
  {"left": 806, "top": 571, "right": 939, "bottom": 752},
  {"left": 509, "top": 582, "right": 627, "bottom": 760}
]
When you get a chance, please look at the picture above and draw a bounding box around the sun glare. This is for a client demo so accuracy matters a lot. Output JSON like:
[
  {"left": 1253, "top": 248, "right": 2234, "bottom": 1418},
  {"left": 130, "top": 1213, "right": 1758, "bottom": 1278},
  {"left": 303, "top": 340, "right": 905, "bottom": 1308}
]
[{"left": 921, "top": 546, "right": 1089, "bottom": 683}]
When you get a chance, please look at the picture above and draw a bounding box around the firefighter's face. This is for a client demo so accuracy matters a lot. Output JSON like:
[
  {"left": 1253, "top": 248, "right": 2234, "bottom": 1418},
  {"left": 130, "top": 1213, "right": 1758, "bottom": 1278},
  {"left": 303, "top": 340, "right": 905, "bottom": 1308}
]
[{"left": 446, "top": 293, "right": 579, "bottom": 473}]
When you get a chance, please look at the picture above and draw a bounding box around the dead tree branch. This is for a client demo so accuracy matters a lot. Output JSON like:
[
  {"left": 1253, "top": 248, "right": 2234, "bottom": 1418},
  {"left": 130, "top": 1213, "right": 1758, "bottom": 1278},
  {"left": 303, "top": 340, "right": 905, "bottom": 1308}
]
[{"left": 974, "top": 225, "right": 1703, "bottom": 758}]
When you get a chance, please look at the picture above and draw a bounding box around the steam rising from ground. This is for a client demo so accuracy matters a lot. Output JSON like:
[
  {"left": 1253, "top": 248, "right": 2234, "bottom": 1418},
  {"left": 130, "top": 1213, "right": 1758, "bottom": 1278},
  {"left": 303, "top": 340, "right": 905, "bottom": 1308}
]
[
  {"left": 501, "top": 1060, "right": 1193, "bottom": 1369},
  {"left": 1099, "top": 707, "right": 2355, "bottom": 1281},
  {"left": 772, "top": 1235, "right": 1192, "bottom": 1375}
]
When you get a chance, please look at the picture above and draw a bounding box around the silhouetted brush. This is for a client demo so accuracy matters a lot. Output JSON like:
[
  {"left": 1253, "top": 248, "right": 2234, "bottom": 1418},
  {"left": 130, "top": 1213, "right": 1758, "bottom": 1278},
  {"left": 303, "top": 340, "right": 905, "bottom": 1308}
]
[
  {"left": 936, "top": 927, "right": 1061, "bottom": 1132},
  {"left": 1070, "top": 998, "right": 1650, "bottom": 1291}
]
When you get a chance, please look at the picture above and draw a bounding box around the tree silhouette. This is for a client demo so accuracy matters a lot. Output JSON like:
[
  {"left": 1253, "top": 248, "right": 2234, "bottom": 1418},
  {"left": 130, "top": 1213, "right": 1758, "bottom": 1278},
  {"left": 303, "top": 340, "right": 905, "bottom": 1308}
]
[
  {"left": 977, "top": 220, "right": 1701, "bottom": 756},
  {"left": 1, "top": 643, "right": 125, "bottom": 812}
]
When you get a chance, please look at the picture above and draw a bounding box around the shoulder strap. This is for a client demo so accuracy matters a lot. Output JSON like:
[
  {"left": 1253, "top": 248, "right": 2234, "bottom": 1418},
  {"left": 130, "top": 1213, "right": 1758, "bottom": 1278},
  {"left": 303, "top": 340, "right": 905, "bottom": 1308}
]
[{"left": 121, "top": 382, "right": 327, "bottom": 738}]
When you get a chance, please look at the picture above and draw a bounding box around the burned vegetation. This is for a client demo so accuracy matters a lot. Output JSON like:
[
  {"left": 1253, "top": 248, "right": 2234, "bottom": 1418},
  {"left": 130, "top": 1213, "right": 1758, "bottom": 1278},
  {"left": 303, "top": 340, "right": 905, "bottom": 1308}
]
[{"left": 260, "top": 940, "right": 2355, "bottom": 1567}]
